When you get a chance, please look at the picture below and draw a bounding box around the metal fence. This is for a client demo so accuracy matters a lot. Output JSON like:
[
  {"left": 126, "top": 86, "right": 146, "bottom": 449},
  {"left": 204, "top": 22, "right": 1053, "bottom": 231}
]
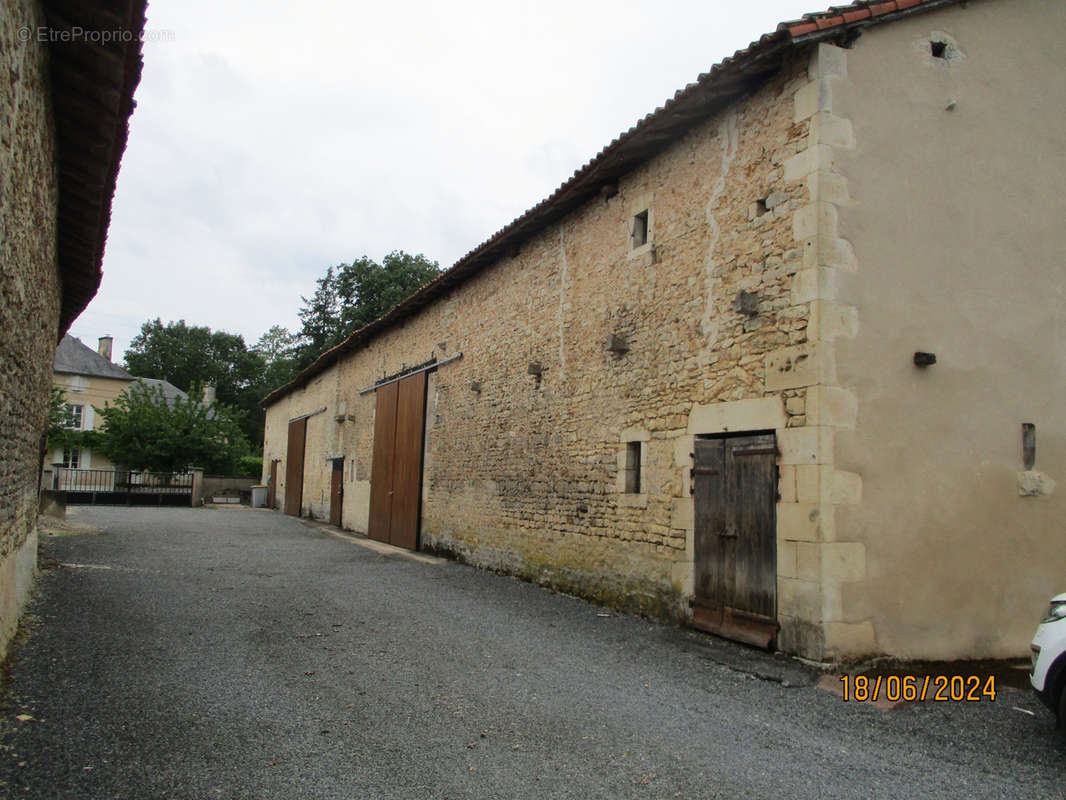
[{"left": 53, "top": 468, "right": 194, "bottom": 506}]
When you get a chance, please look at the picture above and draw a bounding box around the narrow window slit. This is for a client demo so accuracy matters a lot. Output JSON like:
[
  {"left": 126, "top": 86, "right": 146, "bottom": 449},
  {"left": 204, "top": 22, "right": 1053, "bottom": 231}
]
[
  {"left": 632, "top": 210, "right": 649, "bottom": 247},
  {"left": 624, "top": 442, "right": 642, "bottom": 494}
]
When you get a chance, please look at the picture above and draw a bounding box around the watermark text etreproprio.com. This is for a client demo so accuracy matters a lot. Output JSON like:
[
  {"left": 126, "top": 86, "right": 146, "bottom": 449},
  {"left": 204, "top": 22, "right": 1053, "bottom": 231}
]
[{"left": 18, "top": 26, "right": 176, "bottom": 44}]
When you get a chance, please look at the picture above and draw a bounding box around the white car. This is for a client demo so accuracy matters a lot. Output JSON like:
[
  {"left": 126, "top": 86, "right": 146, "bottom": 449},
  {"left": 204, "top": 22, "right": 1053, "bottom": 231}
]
[{"left": 1031, "top": 592, "right": 1066, "bottom": 729}]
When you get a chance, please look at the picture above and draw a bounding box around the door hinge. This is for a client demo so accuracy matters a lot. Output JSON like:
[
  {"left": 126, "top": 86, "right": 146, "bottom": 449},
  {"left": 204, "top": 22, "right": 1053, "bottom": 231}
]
[{"left": 690, "top": 467, "right": 720, "bottom": 479}]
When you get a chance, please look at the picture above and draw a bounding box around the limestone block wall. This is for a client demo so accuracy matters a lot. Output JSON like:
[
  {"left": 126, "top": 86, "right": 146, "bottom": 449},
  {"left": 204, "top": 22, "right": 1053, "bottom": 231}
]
[
  {"left": 0, "top": 0, "right": 61, "bottom": 659},
  {"left": 265, "top": 50, "right": 840, "bottom": 649}
]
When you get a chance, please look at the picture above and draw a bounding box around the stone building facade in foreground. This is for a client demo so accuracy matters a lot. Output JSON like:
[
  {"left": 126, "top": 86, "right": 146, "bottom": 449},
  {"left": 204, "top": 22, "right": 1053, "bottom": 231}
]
[
  {"left": 0, "top": 0, "right": 144, "bottom": 659},
  {"left": 263, "top": 0, "right": 1065, "bottom": 662}
]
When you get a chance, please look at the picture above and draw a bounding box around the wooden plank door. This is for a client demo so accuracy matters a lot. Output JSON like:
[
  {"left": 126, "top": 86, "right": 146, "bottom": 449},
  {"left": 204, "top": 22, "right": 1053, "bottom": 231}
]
[
  {"left": 367, "top": 372, "right": 427, "bottom": 549},
  {"left": 692, "top": 433, "right": 778, "bottom": 649},
  {"left": 268, "top": 459, "right": 279, "bottom": 509},
  {"left": 368, "top": 381, "right": 399, "bottom": 543},
  {"left": 283, "top": 418, "right": 307, "bottom": 516},
  {"left": 389, "top": 372, "right": 427, "bottom": 550},
  {"left": 329, "top": 458, "right": 344, "bottom": 527}
]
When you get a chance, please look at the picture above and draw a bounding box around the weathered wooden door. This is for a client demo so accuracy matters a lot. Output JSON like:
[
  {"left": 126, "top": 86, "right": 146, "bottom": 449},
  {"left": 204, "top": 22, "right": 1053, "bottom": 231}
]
[
  {"left": 367, "top": 372, "right": 427, "bottom": 549},
  {"left": 329, "top": 458, "right": 344, "bottom": 527},
  {"left": 283, "top": 418, "right": 307, "bottom": 517},
  {"left": 692, "top": 433, "right": 778, "bottom": 649},
  {"left": 268, "top": 459, "right": 279, "bottom": 509}
]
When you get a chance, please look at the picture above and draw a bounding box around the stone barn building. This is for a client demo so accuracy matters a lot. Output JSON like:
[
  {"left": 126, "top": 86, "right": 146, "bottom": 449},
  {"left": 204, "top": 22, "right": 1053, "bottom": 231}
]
[
  {"left": 262, "top": 0, "right": 1066, "bottom": 662},
  {"left": 0, "top": 0, "right": 145, "bottom": 658}
]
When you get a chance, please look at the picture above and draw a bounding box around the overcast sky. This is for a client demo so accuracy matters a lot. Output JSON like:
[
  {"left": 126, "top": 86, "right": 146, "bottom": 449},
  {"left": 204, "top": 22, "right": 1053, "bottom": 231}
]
[{"left": 69, "top": 0, "right": 820, "bottom": 362}]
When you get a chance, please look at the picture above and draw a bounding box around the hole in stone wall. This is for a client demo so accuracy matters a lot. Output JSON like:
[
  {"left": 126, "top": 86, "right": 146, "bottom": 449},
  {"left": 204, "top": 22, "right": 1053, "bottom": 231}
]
[
  {"left": 755, "top": 198, "right": 768, "bottom": 217},
  {"left": 930, "top": 40, "right": 948, "bottom": 59}
]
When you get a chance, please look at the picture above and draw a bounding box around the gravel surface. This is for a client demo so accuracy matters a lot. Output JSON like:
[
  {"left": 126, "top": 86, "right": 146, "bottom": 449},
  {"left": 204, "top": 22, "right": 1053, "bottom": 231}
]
[{"left": 0, "top": 506, "right": 1061, "bottom": 799}]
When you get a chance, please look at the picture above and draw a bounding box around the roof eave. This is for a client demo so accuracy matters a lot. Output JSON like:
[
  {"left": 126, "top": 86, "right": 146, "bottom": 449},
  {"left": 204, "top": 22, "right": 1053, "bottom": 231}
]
[
  {"left": 47, "top": 0, "right": 148, "bottom": 338},
  {"left": 261, "top": 0, "right": 970, "bottom": 409},
  {"left": 260, "top": 34, "right": 795, "bottom": 409}
]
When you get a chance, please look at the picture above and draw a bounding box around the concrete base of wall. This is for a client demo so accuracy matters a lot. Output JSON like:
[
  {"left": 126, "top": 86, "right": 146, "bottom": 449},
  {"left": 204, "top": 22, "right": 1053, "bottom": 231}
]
[{"left": 0, "top": 527, "right": 38, "bottom": 662}]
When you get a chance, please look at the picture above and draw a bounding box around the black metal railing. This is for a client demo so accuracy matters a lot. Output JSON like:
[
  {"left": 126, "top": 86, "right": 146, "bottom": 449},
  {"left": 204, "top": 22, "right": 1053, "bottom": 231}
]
[{"left": 52, "top": 468, "right": 193, "bottom": 506}]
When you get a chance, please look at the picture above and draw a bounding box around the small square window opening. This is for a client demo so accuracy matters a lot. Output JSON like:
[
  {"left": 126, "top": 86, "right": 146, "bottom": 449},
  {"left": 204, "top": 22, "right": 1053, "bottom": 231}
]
[
  {"left": 632, "top": 210, "right": 649, "bottom": 248},
  {"left": 624, "top": 441, "right": 642, "bottom": 494}
]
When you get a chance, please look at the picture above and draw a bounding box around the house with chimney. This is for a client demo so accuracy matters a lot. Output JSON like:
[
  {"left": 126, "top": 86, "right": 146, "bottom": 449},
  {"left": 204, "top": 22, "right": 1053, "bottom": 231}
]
[
  {"left": 50, "top": 335, "right": 191, "bottom": 481},
  {"left": 261, "top": 0, "right": 1065, "bottom": 663}
]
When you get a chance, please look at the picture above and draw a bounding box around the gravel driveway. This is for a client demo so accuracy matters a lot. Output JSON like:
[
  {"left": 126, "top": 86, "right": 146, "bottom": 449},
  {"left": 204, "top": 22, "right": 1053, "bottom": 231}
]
[{"left": 0, "top": 506, "right": 1060, "bottom": 799}]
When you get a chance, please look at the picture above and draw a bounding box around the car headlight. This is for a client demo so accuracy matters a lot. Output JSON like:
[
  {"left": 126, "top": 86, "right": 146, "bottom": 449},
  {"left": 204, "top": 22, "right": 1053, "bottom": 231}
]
[{"left": 1041, "top": 600, "right": 1066, "bottom": 624}]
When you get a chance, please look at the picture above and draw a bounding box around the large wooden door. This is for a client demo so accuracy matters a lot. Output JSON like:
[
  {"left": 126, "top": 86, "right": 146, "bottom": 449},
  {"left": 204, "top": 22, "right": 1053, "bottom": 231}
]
[
  {"left": 283, "top": 418, "right": 307, "bottom": 516},
  {"left": 367, "top": 372, "right": 427, "bottom": 549},
  {"left": 268, "top": 459, "right": 279, "bottom": 509},
  {"left": 368, "top": 382, "right": 398, "bottom": 542},
  {"left": 692, "top": 433, "right": 778, "bottom": 649},
  {"left": 329, "top": 458, "right": 344, "bottom": 527}
]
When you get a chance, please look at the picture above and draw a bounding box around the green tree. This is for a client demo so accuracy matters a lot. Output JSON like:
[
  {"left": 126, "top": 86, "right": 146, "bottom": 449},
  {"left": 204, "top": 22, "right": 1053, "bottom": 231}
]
[
  {"left": 252, "top": 325, "right": 299, "bottom": 365},
  {"left": 296, "top": 266, "right": 342, "bottom": 358},
  {"left": 45, "top": 386, "right": 69, "bottom": 449},
  {"left": 123, "top": 319, "right": 266, "bottom": 447},
  {"left": 45, "top": 386, "right": 95, "bottom": 454},
  {"left": 94, "top": 381, "right": 251, "bottom": 474},
  {"left": 294, "top": 251, "right": 441, "bottom": 367},
  {"left": 250, "top": 326, "right": 303, "bottom": 395},
  {"left": 336, "top": 251, "right": 440, "bottom": 332}
]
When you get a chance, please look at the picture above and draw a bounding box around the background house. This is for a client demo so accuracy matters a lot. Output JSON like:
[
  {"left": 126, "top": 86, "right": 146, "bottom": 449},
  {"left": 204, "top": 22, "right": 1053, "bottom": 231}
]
[
  {"left": 50, "top": 334, "right": 191, "bottom": 483},
  {"left": 0, "top": 0, "right": 145, "bottom": 659},
  {"left": 52, "top": 335, "right": 133, "bottom": 472},
  {"left": 262, "top": 0, "right": 1065, "bottom": 663}
]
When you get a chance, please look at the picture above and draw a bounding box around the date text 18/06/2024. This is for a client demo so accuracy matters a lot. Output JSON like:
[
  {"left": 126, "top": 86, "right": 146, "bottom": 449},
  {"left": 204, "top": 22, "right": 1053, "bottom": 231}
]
[{"left": 839, "top": 675, "right": 997, "bottom": 703}]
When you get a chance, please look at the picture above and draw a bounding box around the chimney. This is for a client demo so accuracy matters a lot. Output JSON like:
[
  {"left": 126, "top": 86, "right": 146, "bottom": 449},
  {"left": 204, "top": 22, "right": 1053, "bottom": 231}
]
[
  {"left": 202, "top": 385, "right": 216, "bottom": 405},
  {"left": 97, "top": 335, "right": 113, "bottom": 362}
]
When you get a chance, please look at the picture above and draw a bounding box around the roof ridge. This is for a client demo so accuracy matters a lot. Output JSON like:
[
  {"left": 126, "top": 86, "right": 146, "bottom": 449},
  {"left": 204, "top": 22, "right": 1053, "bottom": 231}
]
[{"left": 262, "top": 0, "right": 968, "bottom": 408}]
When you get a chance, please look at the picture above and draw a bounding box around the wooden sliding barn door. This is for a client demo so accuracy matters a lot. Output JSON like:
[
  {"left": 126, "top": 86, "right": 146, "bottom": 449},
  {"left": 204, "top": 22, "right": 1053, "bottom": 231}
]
[
  {"left": 367, "top": 372, "right": 427, "bottom": 549},
  {"left": 283, "top": 418, "right": 307, "bottom": 517},
  {"left": 692, "top": 433, "right": 778, "bottom": 649}
]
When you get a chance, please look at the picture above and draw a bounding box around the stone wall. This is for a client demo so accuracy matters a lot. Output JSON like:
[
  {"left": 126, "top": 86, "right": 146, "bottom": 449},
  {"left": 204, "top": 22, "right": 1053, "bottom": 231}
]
[
  {"left": 0, "top": 0, "right": 61, "bottom": 658},
  {"left": 827, "top": 0, "right": 1066, "bottom": 660},
  {"left": 265, "top": 50, "right": 830, "bottom": 647}
]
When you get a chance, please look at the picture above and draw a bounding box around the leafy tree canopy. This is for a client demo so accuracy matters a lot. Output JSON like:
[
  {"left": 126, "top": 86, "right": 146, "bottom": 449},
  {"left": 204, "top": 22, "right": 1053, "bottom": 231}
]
[
  {"left": 123, "top": 319, "right": 266, "bottom": 447},
  {"left": 336, "top": 251, "right": 441, "bottom": 333},
  {"left": 295, "top": 251, "right": 441, "bottom": 364},
  {"left": 251, "top": 326, "right": 303, "bottom": 400},
  {"left": 46, "top": 387, "right": 96, "bottom": 454},
  {"left": 252, "top": 325, "right": 299, "bottom": 365},
  {"left": 94, "top": 381, "right": 251, "bottom": 474},
  {"left": 118, "top": 251, "right": 440, "bottom": 457}
]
